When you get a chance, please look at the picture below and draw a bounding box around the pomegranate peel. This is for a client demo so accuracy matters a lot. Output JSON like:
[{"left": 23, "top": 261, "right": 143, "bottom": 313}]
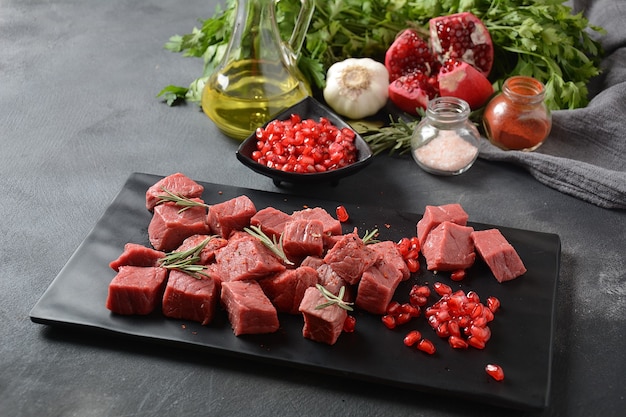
[{"left": 438, "top": 60, "right": 494, "bottom": 109}]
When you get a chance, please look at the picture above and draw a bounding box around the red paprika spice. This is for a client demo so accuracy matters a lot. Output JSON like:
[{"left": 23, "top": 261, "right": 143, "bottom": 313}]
[{"left": 482, "top": 76, "right": 551, "bottom": 151}]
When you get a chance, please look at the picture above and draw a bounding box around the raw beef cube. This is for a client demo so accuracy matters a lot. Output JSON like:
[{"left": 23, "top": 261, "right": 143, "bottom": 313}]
[
  {"left": 356, "top": 260, "right": 404, "bottom": 315},
  {"left": 162, "top": 269, "right": 219, "bottom": 325},
  {"left": 292, "top": 207, "right": 342, "bottom": 236},
  {"left": 282, "top": 219, "right": 324, "bottom": 261},
  {"left": 109, "top": 243, "right": 165, "bottom": 271},
  {"left": 422, "top": 221, "right": 476, "bottom": 271},
  {"left": 368, "top": 240, "right": 411, "bottom": 281},
  {"left": 148, "top": 201, "right": 211, "bottom": 251},
  {"left": 300, "top": 256, "right": 325, "bottom": 270},
  {"left": 207, "top": 195, "right": 257, "bottom": 239},
  {"left": 299, "top": 286, "right": 347, "bottom": 345},
  {"left": 175, "top": 234, "right": 228, "bottom": 265},
  {"left": 250, "top": 207, "right": 291, "bottom": 240},
  {"left": 215, "top": 233, "right": 286, "bottom": 281},
  {"left": 471, "top": 229, "right": 527, "bottom": 282},
  {"left": 417, "top": 203, "right": 469, "bottom": 248},
  {"left": 323, "top": 231, "right": 377, "bottom": 285},
  {"left": 220, "top": 280, "right": 280, "bottom": 336},
  {"left": 105, "top": 266, "right": 168, "bottom": 315},
  {"left": 258, "top": 266, "right": 318, "bottom": 314},
  {"left": 316, "top": 264, "right": 353, "bottom": 301},
  {"left": 145, "top": 172, "right": 204, "bottom": 211}
]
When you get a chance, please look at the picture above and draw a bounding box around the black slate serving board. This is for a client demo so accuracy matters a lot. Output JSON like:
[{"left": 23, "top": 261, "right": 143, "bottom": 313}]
[{"left": 30, "top": 172, "right": 560, "bottom": 410}]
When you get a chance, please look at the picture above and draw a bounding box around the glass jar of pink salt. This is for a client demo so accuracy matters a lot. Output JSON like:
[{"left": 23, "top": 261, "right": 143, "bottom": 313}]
[
  {"left": 482, "top": 75, "right": 552, "bottom": 151},
  {"left": 411, "top": 97, "right": 480, "bottom": 176}
]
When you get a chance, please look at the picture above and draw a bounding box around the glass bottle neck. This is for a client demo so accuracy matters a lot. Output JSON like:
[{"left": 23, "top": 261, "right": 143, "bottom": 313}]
[
  {"left": 426, "top": 97, "right": 471, "bottom": 127},
  {"left": 502, "top": 76, "right": 546, "bottom": 105}
]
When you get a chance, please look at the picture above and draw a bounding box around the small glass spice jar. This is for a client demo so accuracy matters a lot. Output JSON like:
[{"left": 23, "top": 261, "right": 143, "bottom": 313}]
[
  {"left": 482, "top": 76, "right": 552, "bottom": 151},
  {"left": 411, "top": 97, "right": 480, "bottom": 176}
]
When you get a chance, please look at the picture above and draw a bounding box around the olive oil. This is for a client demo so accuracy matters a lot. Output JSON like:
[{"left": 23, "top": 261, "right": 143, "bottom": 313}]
[{"left": 202, "top": 59, "right": 311, "bottom": 140}]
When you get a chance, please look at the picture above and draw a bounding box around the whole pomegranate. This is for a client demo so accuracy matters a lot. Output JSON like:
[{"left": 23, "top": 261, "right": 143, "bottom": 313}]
[{"left": 385, "top": 12, "right": 494, "bottom": 114}]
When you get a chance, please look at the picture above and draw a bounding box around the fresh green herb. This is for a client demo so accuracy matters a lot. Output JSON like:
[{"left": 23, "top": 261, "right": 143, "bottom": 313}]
[
  {"left": 157, "top": 187, "right": 209, "bottom": 213},
  {"left": 244, "top": 225, "right": 294, "bottom": 265},
  {"left": 359, "top": 116, "right": 419, "bottom": 156},
  {"left": 158, "top": 237, "right": 214, "bottom": 279},
  {"left": 160, "top": 0, "right": 603, "bottom": 111},
  {"left": 315, "top": 284, "right": 354, "bottom": 311},
  {"left": 362, "top": 228, "right": 380, "bottom": 245}
]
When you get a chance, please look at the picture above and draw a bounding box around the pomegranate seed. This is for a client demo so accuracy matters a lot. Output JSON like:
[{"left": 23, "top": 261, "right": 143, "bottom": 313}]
[
  {"left": 410, "top": 294, "right": 428, "bottom": 307},
  {"left": 411, "top": 285, "right": 431, "bottom": 298},
  {"left": 406, "top": 258, "right": 420, "bottom": 273},
  {"left": 448, "top": 319, "right": 461, "bottom": 337},
  {"left": 467, "top": 335, "right": 486, "bottom": 349},
  {"left": 382, "top": 314, "right": 396, "bottom": 329},
  {"left": 409, "top": 236, "right": 420, "bottom": 251},
  {"left": 436, "top": 322, "right": 450, "bottom": 338},
  {"left": 466, "top": 290, "right": 480, "bottom": 303},
  {"left": 395, "top": 312, "right": 412, "bottom": 325},
  {"left": 450, "top": 269, "right": 466, "bottom": 281},
  {"left": 386, "top": 301, "right": 402, "bottom": 316},
  {"left": 485, "top": 363, "right": 505, "bottom": 381},
  {"left": 487, "top": 296, "right": 501, "bottom": 313},
  {"left": 417, "top": 338, "right": 436, "bottom": 354},
  {"left": 335, "top": 205, "right": 349, "bottom": 222},
  {"left": 403, "top": 330, "right": 422, "bottom": 347},
  {"left": 397, "top": 238, "right": 411, "bottom": 256},
  {"left": 343, "top": 315, "right": 356, "bottom": 333},
  {"left": 433, "top": 282, "right": 452, "bottom": 296},
  {"left": 448, "top": 335, "right": 469, "bottom": 349}
]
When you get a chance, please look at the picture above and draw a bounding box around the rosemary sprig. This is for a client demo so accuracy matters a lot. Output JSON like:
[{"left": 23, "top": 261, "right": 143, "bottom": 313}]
[
  {"left": 315, "top": 284, "right": 354, "bottom": 311},
  {"left": 158, "top": 236, "right": 214, "bottom": 279},
  {"left": 362, "top": 228, "right": 379, "bottom": 245},
  {"left": 244, "top": 225, "right": 294, "bottom": 265},
  {"left": 360, "top": 115, "right": 419, "bottom": 156},
  {"left": 156, "top": 187, "right": 209, "bottom": 213}
]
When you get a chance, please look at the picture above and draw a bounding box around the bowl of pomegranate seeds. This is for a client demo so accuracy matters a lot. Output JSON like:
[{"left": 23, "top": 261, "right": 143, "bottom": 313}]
[{"left": 236, "top": 97, "right": 373, "bottom": 186}]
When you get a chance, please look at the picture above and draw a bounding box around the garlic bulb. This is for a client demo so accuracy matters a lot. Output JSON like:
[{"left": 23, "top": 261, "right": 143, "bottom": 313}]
[{"left": 323, "top": 58, "right": 389, "bottom": 119}]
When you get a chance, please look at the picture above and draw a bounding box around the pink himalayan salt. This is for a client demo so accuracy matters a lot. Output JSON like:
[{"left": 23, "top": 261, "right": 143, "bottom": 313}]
[{"left": 413, "top": 130, "right": 478, "bottom": 173}]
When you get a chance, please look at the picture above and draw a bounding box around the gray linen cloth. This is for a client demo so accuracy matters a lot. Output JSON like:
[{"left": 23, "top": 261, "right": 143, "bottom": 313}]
[{"left": 478, "top": 0, "right": 626, "bottom": 209}]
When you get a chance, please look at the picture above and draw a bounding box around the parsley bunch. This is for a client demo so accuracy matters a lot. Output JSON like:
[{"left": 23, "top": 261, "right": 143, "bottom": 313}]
[{"left": 159, "top": 0, "right": 604, "bottom": 111}]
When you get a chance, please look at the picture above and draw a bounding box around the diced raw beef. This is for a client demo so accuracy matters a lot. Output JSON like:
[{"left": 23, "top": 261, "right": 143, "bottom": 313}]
[
  {"left": 258, "top": 266, "right": 318, "bottom": 314},
  {"left": 323, "top": 233, "right": 343, "bottom": 250},
  {"left": 422, "top": 221, "right": 476, "bottom": 271},
  {"left": 471, "top": 229, "right": 527, "bottom": 282},
  {"left": 292, "top": 207, "right": 342, "bottom": 236},
  {"left": 175, "top": 234, "right": 228, "bottom": 265},
  {"left": 356, "top": 260, "right": 404, "bottom": 315},
  {"left": 299, "top": 286, "right": 347, "bottom": 345},
  {"left": 220, "top": 280, "right": 280, "bottom": 336},
  {"left": 417, "top": 203, "right": 469, "bottom": 248},
  {"left": 300, "top": 256, "right": 325, "bottom": 270},
  {"left": 215, "top": 233, "right": 286, "bottom": 281},
  {"left": 109, "top": 243, "right": 165, "bottom": 271},
  {"left": 250, "top": 206, "right": 291, "bottom": 240},
  {"left": 145, "top": 172, "right": 204, "bottom": 212},
  {"left": 162, "top": 269, "right": 219, "bottom": 325},
  {"left": 323, "top": 231, "right": 377, "bottom": 285},
  {"left": 105, "top": 266, "right": 168, "bottom": 315},
  {"left": 148, "top": 201, "right": 211, "bottom": 251},
  {"left": 207, "top": 195, "right": 257, "bottom": 239},
  {"left": 282, "top": 219, "right": 324, "bottom": 262},
  {"left": 368, "top": 240, "right": 411, "bottom": 281},
  {"left": 316, "top": 264, "right": 353, "bottom": 301}
]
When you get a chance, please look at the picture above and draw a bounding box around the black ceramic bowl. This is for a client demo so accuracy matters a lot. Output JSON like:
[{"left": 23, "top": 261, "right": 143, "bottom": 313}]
[{"left": 236, "top": 97, "right": 373, "bottom": 187}]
